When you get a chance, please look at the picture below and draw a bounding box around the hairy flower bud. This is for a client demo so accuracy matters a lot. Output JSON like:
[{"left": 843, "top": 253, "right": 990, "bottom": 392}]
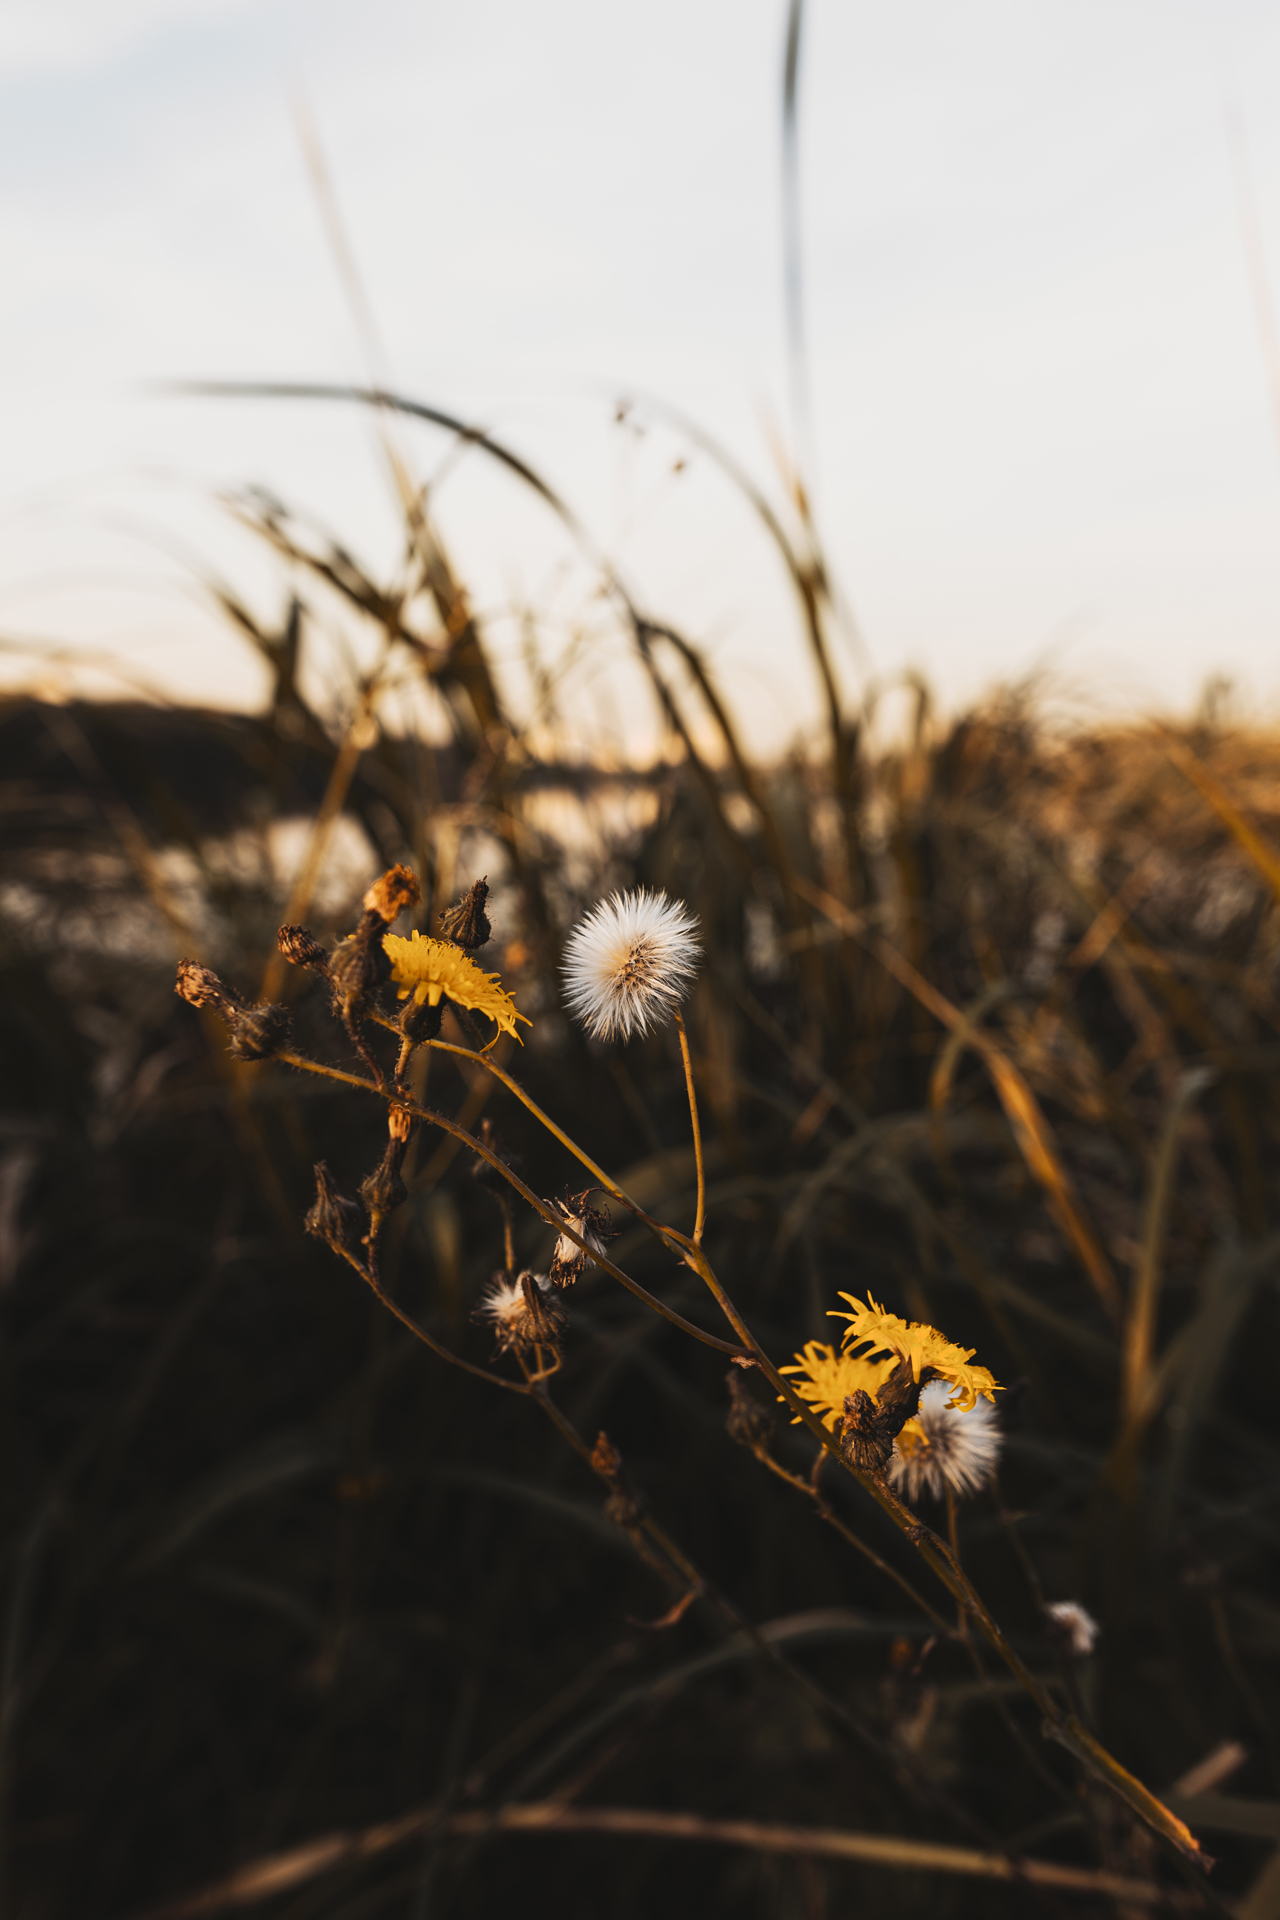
[
  {"left": 278, "top": 924, "right": 332, "bottom": 974},
  {"left": 399, "top": 993, "right": 444, "bottom": 1044},
  {"left": 328, "top": 910, "right": 392, "bottom": 1017},
  {"left": 359, "top": 1136, "right": 409, "bottom": 1232},
  {"left": 305, "top": 1161, "right": 362, "bottom": 1256},
  {"left": 438, "top": 876, "right": 491, "bottom": 949},
  {"left": 225, "top": 1001, "right": 291, "bottom": 1061},
  {"left": 363, "top": 865, "right": 421, "bottom": 925}
]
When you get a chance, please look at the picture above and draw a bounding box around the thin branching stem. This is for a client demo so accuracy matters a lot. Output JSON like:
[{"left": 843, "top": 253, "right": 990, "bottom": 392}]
[{"left": 276, "top": 1050, "right": 743, "bottom": 1356}]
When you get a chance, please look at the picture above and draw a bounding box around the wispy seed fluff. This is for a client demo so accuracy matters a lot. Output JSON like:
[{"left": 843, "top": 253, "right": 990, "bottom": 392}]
[
  {"left": 889, "top": 1378, "right": 1002, "bottom": 1502},
  {"left": 561, "top": 889, "right": 700, "bottom": 1042}
]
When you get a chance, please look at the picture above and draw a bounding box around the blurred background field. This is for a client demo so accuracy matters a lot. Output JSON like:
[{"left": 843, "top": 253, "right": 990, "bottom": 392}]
[{"left": 8, "top": 3, "right": 1280, "bottom": 1916}]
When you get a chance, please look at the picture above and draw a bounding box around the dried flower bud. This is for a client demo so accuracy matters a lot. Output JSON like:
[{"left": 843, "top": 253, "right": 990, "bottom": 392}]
[
  {"left": 359, "top": 1138, "right": 409, "bottom": 1231},
  {"left": 175, "top": 959, "right": 235, "bottom": 1016},
  {"left": 305, "top": 1161, "right": 362, "bottom": 1256},
  {"left": 438, "top": 876, "right": 491, "bottom": 950},
  {"left": 175, "top": 961, "right": 290, "bottom": 1061},
  {"left": 725, "top": 1370, "right": 775, "bottom": 1451},
  {"left": 591, "top": 1430, "right": 646, "bottom": 1529},
  {"left": 278, "top": 924, "right": 332, "bottom": 974},
  {"left": 591, "top": 1430, "right": 625, "bottom": 1479},
  {"left": 548, "top": 1192, "right": 612, "bottom": 1288},
  {"left": 363, "top": 865, "right": 421, "bottom": 925},
  {"left": 837, "top": 1354, "right": 927, "bottom": 1476},
  {"left": 388, "top": 1104, "right": 413, "bottom": 1144},
  {"left": 328, "top": 910, "right": 392, "bottom": 1017}
]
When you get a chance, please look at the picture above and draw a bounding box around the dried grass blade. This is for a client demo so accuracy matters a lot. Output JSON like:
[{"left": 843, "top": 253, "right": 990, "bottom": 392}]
[
  {"left": 1168, "top": 740, "right": 1280, "bottom": 907},
  {"left": 794, "top": 875, "right": 1123, "bottom": 1321}
]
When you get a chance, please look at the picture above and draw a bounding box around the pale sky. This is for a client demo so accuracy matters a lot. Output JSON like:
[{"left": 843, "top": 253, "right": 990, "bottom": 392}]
[{"left": 4, "top": 0, "right": 1280, "bottom": 752}]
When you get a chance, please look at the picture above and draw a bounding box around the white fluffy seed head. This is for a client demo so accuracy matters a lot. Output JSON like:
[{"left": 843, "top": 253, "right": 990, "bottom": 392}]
[
  {"left": 888, "top": 1378, "right": 1003, "bottom": 1502},
  {"left": 1045, "top": 1600, "right": 1099, "bottom": 1658},
  {"left": 561, "top": 889, "right": 701, "bottom": 1042},
  {"left": 476, "top": 1277, "right": 528, "bottom": 1328}
]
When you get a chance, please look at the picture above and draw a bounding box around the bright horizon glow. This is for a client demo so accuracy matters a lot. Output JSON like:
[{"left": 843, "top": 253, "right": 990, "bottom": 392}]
[{"left": 3, "top": 0, "right": 1280, "bottom": 753}]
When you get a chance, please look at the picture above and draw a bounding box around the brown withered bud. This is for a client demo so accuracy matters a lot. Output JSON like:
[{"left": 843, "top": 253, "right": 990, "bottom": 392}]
[
  {"left": 438, "top": 876, "right": 491, "bottom": 950},
  {"left": 725, "top": 1370, "right": 775, "bottom": 1451},
  {"left": 359, "top": 1137, "right": 409, "bottom": 1234},
  {"left": 387, "top": 1104, "right": 413, "bottom": 1144},
  {"left": 591, "top": 1430, "right": 646, "bottom": 1529},
  {"left": 175, "top": 959, "right": 236, "bottom": 1014},
  {"left": 837, "top": 1354, "right": 929, "bottom": 1477},
  {"left": 591, "top": 1430, "right": 625, "bottom": 1479},
  {"left": 328, "top": 910, "right": 392, "bottom": 1017},
  {"left": 278, "top": 924, "right": 332, "bottom": 975},
  {"left": 174, "top": 961, "right": 289, "bottom": 1060},
  {"left": 305, "top": 1161, "right": 363, "bottom": 1257},
  {"left": 548, "top": 1191, "right": 612, "bottom": 1288},
  {"left": 363, "top": 864, "right": 421, "bottom": 925}
]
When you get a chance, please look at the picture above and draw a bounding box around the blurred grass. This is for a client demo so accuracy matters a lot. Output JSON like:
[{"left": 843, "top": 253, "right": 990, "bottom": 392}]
[{"left": 4, "top": 430, "right": 1280, "bottom": 1920}]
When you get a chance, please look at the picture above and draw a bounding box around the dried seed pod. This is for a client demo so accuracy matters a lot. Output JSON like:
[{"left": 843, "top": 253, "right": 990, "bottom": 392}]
[
  {"left": 473, "top": 1271, "right": 566, "bottom": 1358},
  {"left": 547, "top": 1192, "right": 612, "bottom": 1288},
  {"left": 363, "top": 865, "right": 421, "bottom": 925},
  {"left": 837, "top": 1354, "right": 928, "bottom": 1477},
  {"left": 175, "top": 959, "right": 236, "bottom": 1015},
  {"left": 725, "top": 1370, "right": 775, "bottom": 1451},
  {"left": 305, "top": 1161, "right": 362, "bottom": 1257},
  {"left": 278, "top": 924, "right": 332, "bottom": 974},
  {"left": 438, "top": 876, "right": 491, "bottom": 950}
]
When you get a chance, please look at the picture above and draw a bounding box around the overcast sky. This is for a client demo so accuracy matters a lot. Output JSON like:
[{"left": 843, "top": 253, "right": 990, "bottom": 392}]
[{"left": 4, "top": 0, "right": 1280, "bottom": 750}]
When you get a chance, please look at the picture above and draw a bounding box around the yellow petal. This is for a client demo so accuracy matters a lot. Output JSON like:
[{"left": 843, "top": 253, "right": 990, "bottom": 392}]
[
  {"left": 383, "top": 931, "right": 532, "bottom": 1045},
  {"left": 830, "top": 1293, "right": 999, "bottom": 1412},
  {"left": 778, "top": 1340, "right": 899, "bottom": 1429}
]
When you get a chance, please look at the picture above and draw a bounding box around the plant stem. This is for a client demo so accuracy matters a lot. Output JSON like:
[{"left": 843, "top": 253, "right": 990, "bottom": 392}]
[
  {"left": 674, "top": 1011, "right": 706, "bottom": 1245},
  {"left": 277, "top": 1050, "right": 743, "bottom": 1356}
]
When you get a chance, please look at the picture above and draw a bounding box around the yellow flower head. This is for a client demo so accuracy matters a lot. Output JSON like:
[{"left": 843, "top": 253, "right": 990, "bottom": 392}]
[
  {"left": 778, "top": 1340, "right": 898, "bottom": 1430},
  {"left": 831, "top": 1293, "right": 999, "bottom": 1413},
  {"left": 382, "top": 931, "right": 531, "bottom": 1045}
]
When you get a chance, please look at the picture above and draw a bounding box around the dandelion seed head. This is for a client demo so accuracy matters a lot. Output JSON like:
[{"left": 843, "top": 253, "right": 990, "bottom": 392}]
[
  {"left": 474, "top": 1271, "right": 562, "bottom": 1357},
  {"left": 888, "top": 1378, "right": 1003, "bottom": 1502},
  {"left": 561, "top": 889, "right": 700, "bottom": 1042},
  {"left": 1045, "top": 1600, "right": 1099, "bottom": 1658}
]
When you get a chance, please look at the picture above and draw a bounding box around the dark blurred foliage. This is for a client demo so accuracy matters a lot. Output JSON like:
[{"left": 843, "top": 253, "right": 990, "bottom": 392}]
[{"left": 5, "top": 511, "right": 1280, "bottom": 1920}]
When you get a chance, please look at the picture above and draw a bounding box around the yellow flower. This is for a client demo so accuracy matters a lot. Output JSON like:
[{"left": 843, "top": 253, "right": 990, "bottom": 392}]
[
  {"left": 778, "top": 1340, "right": 898, "bottom": 1430},
  {"left": 382, "top": 932, "right": 531, "bottom": 1045},
  {"left": 831, "top": 1293, "right": 999, "bottom": 1412}
]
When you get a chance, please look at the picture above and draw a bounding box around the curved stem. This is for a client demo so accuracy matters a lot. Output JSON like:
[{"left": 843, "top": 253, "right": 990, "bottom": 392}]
[
  {"left": 277, "top": 1050, "right": 743, "bottom": 1357},
  {"left": 674, "top": 1012, "right": 706, "bottom": 1245},
  {"left": 371, "top": 1017, "right": 698, "bottom": 1254},
  {"left": 332, "top": 1244, "right": 531, "bottom": 1396}
]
